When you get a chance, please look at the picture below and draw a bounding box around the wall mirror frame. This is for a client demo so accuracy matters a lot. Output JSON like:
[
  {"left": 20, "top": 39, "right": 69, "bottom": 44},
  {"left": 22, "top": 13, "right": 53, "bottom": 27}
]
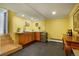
[
  {"left": 73, "top": 9, "right": 79, "bottom": 32},
  {"left": 35, "top": 23, "right": 39, "bottom": 27}
]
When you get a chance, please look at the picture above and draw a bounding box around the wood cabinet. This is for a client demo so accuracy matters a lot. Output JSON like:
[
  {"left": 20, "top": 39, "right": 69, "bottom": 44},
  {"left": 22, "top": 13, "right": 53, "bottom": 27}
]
[
  {"left": 16, "top": 32, "right": 40, "bottom": 45},
  {"left": 19, "top": 33, "right": 27, "bottom": 45},
  {"left": 34, "top": 32, "right": 41, "bottom": 41},
  {"left": 16, "top": 32, "right": 34, "bottom": 45}
]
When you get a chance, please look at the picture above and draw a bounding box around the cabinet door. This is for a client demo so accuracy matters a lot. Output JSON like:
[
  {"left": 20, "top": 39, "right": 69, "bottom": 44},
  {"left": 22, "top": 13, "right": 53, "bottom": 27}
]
[
  {"left": 35, "top": 32, "right": 40, "bottom": 41},
  {"left": 27, "top": 32, "right": 33, "bottom": 42},
  {"left": 32, "top": 32, "right": 34, "bottom": 41},
  {"left": 24, "top": 33, "right": 29, "bottom": 44},
  {"left": 19, "top": 34, "right": 25, "bottom": 45},
  {"left": 28, "top": 32, "right": 32, "bottom": 42}
]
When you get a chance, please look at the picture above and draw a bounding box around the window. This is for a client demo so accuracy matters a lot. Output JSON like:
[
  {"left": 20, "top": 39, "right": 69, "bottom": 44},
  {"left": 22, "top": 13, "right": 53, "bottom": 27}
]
[{"left": 0, "top": 9, "right": 8, "bottom": 35}]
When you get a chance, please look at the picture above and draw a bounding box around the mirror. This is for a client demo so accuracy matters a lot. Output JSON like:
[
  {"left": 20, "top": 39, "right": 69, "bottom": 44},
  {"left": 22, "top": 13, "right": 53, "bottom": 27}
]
[{"left": 73, "top": 9, "right": 79, "bottom": 32}]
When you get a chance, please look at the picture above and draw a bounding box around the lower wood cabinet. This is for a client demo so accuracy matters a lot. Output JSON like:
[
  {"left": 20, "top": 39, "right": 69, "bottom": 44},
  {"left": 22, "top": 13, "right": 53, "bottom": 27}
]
[
  {"left": 16, "top": 32, "right": 40, "bottom": 45},
  {"left": 34, "top": 32, "right": 41, "bottom": 41},
  {"left": 19, "top": 33, "right": 27, "bottom": 45},
  {"left": 16, "top": 32, "right": 33, "bottom": 45}
]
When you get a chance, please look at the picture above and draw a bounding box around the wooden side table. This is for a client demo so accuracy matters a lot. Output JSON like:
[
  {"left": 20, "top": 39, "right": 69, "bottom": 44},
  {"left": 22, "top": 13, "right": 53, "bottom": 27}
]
[{"left": 63, "top": 35, "right": 79, "bottom": 56}]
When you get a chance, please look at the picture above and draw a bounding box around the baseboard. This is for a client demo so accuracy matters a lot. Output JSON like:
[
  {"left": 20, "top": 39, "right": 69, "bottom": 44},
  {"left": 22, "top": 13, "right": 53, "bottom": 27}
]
[
  {"left": 50, "top": 38, "right": 62, "bottom": 40},
  {"left": 48, "top": 38, "right": 63, "bottom": 43}
]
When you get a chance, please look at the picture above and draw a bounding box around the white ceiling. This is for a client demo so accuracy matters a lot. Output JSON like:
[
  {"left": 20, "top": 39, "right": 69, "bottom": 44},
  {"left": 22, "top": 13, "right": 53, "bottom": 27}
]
[{"left": 0, "top": 3, "right": 75, "bottom": 20}]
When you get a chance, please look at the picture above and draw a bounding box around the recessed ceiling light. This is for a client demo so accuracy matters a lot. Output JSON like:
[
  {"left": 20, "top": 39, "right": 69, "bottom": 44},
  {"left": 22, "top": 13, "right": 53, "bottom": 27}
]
[
  {"left": 52, "top": 11, "right": 56, "bottom": 15},
  {"left": 31, "top": 17, "right": 34, "bottom": 20},
  {"left": 22, "top": 14, "right": 25, "bottom": 17}
]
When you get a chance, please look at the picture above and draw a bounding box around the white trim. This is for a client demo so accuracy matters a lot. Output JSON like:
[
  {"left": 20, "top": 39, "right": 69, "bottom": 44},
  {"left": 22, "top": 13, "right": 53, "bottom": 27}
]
[{"left": 48, "top": 39, "right": 63, "bottom": 43}]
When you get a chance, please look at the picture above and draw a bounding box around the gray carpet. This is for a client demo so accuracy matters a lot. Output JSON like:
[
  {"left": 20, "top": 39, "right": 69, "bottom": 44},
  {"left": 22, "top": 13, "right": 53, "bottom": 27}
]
[{"left": 10, "top": 41, "right": 74, "bottom": 56}]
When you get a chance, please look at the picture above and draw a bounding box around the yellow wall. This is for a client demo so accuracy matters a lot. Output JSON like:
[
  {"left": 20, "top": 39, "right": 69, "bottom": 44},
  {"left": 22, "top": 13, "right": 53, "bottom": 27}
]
[
  {"left": 8, "top": 10, "right": 16, "bottom": 43},
  {"left": 3, "top": 4, "right": 79, "bottom": 42},
  {"left": 8, "top": 10, "right": 15, "bottom": 34},
  {"left": 45, "top": 18, "right": 69, "bottom": 40},
  {"left": 31, "top": 20, "right": 45, "bottom": 32},
  {"left": 45, "top": 4, "right": 79, "bottom": 40},
  {"left": 8, "top": 10, "right": 45, "bottom": 43},
  {"left": 12, "top": 16, "right": 45, "bottom": 33},
  {"left": 12, "top": 16, "right": 32, "bottom": 33}
]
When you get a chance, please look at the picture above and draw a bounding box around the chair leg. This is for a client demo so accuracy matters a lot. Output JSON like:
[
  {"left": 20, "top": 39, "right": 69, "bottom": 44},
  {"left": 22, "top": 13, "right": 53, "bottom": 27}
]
[{"left": 64, "top": 45, "right": 72, "bottom": 56}]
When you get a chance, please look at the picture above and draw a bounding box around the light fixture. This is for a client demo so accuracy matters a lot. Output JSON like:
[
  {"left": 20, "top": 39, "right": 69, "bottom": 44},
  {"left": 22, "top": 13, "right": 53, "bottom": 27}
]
[
  {"left": 52, "top": 11, "right": 56, "bottom": 15},
  {"left": 30, "top": 17, "right": 34, "bottom": 20},
  {"left": 22, "top": 14, "right": 25, "bottom": 17}
]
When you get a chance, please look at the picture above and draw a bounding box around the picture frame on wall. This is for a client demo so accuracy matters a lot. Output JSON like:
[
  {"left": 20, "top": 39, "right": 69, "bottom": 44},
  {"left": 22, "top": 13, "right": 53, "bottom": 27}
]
[
  {"left": 25, "top": 22, "right": 30, "bottom": 27},
  {"left": 35, "top": 23, "right": 39, "bottom": 27},
  {"left": 73, "top": 9, "right": 79, "bottom": 31}
]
